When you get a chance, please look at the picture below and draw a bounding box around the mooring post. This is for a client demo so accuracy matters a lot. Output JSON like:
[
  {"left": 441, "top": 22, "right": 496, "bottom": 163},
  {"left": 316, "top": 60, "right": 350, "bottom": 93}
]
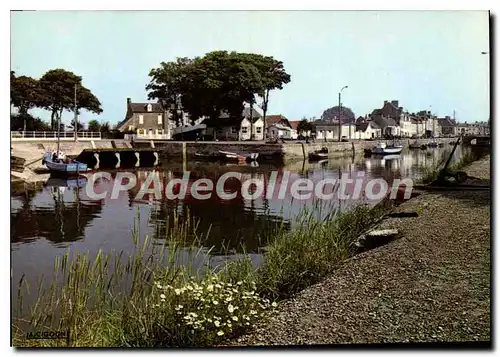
[
  {"left": 91, "top": 140, "right": 96, "bottom": 149},
  {"left": 135, "top": 152, "right": 140, "bottom": 167},
  {"left": 351, "top": 141, "right": 355, "bottom": 156},
  {"left": 153, "top": 152, "right": 159, "bottom": 166},
  {"left": 300, "top": 142, "right": 306, "bottom": 159},
  {"left": 115, "top": 152, "right": 121, "bottom": 168},
  {"left": 93, "top": 152, "right": 100, "bottom": 170},
  {"left": 182, "top": 142, "right": 187, "bottom": 162}
]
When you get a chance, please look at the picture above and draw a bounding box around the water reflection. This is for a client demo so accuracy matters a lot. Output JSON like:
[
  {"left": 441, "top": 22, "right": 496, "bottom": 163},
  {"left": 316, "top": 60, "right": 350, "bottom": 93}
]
[
  {"left": 11, "top": 178, "right": 103, "bottom": 246},
  {"left": 11, "top": 146, "right": 471, "bottom": 254}
]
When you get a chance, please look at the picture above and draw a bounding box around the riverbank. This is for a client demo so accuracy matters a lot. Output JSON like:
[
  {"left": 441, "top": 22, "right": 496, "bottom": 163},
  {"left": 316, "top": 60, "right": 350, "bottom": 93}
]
[
  {"left": 228, "top": 155, "right": 491, "bottom": 345},
  {"left": 11, "top": 137, "right": 458, "bottom": 184}
]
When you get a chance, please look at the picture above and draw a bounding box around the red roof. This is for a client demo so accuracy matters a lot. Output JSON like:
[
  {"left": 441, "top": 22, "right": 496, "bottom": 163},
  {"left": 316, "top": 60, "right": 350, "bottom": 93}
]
[
  {"left": 288, "top": 121, "right": 300, "bottom": 130},
  {"left": 265, "top": 114, "right": 288, "bottom": 127}
]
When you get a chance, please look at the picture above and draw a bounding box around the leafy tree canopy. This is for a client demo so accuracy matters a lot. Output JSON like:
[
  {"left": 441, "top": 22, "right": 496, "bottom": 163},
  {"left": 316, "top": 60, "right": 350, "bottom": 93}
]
[
  {"left": 38, "top": 69, "right": 103, "bottom": 130},
  {"left": 147, "top": 51, "right": 291, "bottom": 129},
  {"left": 321, "top": 106, "right": 356, "bottom": 123}
]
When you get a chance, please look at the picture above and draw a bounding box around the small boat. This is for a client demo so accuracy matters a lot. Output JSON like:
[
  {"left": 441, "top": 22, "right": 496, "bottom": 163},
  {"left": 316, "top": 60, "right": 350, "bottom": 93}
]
[
  {"left": 219, "top": 151, "right": 259, "bottom": 162},
  {"left": 42, "top": 152, "right": 88, "bottom": 175},
  {"left": 372, "top": 142, "right": 403, "bottom": 155},
  {"left": 308, "top": 147, "right": 329, "bottom": 160},
  {"left": 409, "top": 140, "right": 422, "bottom": 149}
]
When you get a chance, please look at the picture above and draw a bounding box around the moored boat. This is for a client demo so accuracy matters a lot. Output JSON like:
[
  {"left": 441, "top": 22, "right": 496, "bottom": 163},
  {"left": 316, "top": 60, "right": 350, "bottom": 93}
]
[
  {"left": 308, "top": 147, "right": 329, "bottom": 160},
  {"left": 219, "top": 150, "right": 259, "bottom": 162},
  {"left": 372, "top": 142, "right": 403, "bottom": 155},
  {"left": 43, "top": 152, "right": 88, "bottom": 175}
]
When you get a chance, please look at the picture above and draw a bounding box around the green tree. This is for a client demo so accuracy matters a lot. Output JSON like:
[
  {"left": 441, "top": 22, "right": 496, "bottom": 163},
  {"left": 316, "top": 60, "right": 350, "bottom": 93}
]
[
  {"left": 38, "top": 69, "right": 103, "bottom": 130},
  {"left": 297, "top": 117, "right": 313, "bottom": 136},
  {"left": 322, "top": 106, "right": 356, "bottom": 123},
  {"left": 146, "top": 57, "right": 192, "bottom": 127},
  {"left": 87, "top": 119, "right": 101, "bottom": 132},
  {"left": 147, "top": 51, "right": 291, "bottom": 140},
  {"left": 11, "top": 113, "right": 50, "bottom": 131},
  {"left": 100, "top": 121, "right": 111, "bottom": 133},
  {"left": 11, "top": 73, "right": 41, "bottom": 131}
]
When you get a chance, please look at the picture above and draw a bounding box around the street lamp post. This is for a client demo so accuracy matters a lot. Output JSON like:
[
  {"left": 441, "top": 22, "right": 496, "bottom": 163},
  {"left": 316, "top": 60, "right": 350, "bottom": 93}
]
[{"left": 338, "top": 86, "right": 348, "bottom": 142}]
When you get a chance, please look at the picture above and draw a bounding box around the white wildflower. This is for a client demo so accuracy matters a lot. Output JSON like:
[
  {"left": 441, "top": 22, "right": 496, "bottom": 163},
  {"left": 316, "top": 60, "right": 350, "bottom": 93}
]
[
  {"left": 214, "top": 320, "right": 220, "bottom": 327},
  {"left": 227, "top": 304, "right": 234, "bottom": 313},
  {"left": 174, "top": 289, "right": 181, "bottom": 295},
  {"left": 272, "top": 302, "right": 278, "bottom": 307},
  {"left": 160, "top": 294, "right": 166, "bottom": 300},
  {"left": 232, "top": 316, "right": 238, "bottom": 321},
  {"left": 217, "top": 331, "right": 224, "bottom": 336}
]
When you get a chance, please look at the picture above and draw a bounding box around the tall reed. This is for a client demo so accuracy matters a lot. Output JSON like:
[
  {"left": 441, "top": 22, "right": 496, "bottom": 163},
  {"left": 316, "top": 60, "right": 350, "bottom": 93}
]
[{"left": 13, "top": 200, "right": 391, "bottom": 347}]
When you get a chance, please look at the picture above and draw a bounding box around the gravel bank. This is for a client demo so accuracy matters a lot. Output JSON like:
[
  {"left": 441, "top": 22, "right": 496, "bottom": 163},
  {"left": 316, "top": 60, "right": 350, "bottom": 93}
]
[{"left": 229, "top": 156, "right": 491, "bottom": 346}]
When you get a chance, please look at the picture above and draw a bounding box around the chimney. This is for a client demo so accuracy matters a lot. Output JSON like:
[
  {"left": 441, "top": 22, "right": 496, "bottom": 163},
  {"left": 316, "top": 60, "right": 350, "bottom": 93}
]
[
  {"left": 384, "top": 100, "right": 388, "bottom": 105},
  {"left": 127, "top": 97, "right": 131, "bottom": 105},
  {"left": 391, "top": 100, "right": 399, "bottom": 107}
]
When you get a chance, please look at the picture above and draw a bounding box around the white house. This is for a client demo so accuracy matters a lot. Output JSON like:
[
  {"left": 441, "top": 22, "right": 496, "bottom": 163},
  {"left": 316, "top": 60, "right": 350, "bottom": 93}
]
[
  {"left": 354, "top": 118, "right": 381, "bottom": 139},
  {"left": 267, "top": 123, "right": 292, "bottom": 139},
  {"left": 240, "top": 117, "right": 264, "bottom": 140},
  {"left": 265, "top": 115, "right": 293, "bottom": 140}
]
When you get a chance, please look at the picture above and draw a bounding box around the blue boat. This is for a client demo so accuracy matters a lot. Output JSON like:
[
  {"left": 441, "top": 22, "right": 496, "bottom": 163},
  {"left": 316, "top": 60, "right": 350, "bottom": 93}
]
[{"left": 43, "top": 152, "right": 88, "bottom": 175}]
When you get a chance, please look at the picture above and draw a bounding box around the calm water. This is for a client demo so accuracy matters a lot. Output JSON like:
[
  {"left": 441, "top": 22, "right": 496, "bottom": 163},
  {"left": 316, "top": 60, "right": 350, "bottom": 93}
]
[{"left": 11, "top": 145, "right": 470, "bottom": 297}]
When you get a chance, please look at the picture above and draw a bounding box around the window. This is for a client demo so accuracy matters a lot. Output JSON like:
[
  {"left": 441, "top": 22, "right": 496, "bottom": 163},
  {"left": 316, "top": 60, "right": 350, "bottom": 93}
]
[
  {"left": 128, "top": 125, "right": 134, "bottom": 131},
  {"left": 158, "top": 115, "right": 162, "bottom": 125},
  {"left": 256, "top": 127, "right": 262, "bottom": 134},
  {"left": 231, "top": 127, "right": 237, "bottom": 134},
  {"left": 139, "top": 115, "right": 144, "bottom": 125},
  {"left": 147, "top": 104, "right": 152, "bottom": 112},
  {"left": 241, "top": 127, "right": 248, "bottom": 134},
  {"left": 157, "top": 129, "right": 163, "bottom": 135},
  {"left": 137, "top": 129, "right": 145, "bottom": 135}
]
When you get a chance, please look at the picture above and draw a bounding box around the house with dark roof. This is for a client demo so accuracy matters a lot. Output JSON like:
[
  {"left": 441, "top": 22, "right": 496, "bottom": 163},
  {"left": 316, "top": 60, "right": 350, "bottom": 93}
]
[
  {"left": 371, "top": 100, "right": 415, "bottom": 137},
  {"left": 437, "top": 116, "right": 457, "bottom": 136},
  {"left": 354, "top": 116, "right": 381, "bottom": 139},
  {"left": 117, "top": 98, "right": 169, "bottom": 138},
  {"left": 202, "top": 107, "right": 264, "bottom": 141},
  {"left": 265, "top": 114, "right": 293, "bottom": 139}
]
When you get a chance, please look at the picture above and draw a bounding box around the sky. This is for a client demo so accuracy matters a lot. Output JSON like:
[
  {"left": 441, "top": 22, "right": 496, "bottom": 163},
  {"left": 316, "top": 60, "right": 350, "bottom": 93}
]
[{"left": 11, "top": 10, "right": 490, "bottom": 127}]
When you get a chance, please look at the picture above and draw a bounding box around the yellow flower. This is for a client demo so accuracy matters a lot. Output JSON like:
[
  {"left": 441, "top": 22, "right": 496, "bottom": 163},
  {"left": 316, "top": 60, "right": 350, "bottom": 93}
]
[
  {"left": 207, "top": 284, "right": 214, "bottom": 292},
  {"left": 174, "top": 289, "right": 181, "bottom": 295},
  {"left": 217, "top": 331, "right": 224, "bottom": 336}
]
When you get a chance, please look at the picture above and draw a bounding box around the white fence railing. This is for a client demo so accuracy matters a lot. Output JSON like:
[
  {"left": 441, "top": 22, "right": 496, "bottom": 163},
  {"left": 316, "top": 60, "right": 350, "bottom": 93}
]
[
  {"left": 11, "top": 131, "right": 102, "bottom": 141},
  {"left": 124, "top": 133, "right": 170, "bottom": 141}
]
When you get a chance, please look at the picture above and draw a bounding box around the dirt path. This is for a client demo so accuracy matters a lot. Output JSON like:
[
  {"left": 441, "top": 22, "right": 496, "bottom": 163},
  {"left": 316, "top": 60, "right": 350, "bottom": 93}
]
[{"left": 230, "top": 156, "right": 491, "bottom": 345}]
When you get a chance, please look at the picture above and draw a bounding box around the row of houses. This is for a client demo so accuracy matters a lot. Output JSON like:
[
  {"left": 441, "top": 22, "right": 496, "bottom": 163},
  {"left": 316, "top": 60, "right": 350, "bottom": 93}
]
[
  {"left": 116, "top": 97, "right": 304, "bottom": 141},
  {"left": 116, "top": 97, "right": 489, "bottom": 141}
]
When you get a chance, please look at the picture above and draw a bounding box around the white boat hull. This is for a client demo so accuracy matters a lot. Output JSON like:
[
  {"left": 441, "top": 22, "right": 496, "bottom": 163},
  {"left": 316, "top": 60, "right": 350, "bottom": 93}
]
[{"left": 373, "top": 146, "right": 403, "bottom": 155}]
